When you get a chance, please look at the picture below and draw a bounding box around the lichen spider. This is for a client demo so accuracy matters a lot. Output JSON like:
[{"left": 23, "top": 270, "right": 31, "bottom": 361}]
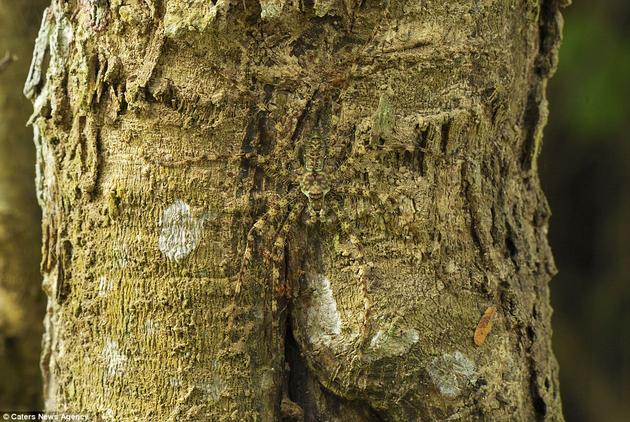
[{"left": 224, "top": 125, "right": 373, "bottom": 351}]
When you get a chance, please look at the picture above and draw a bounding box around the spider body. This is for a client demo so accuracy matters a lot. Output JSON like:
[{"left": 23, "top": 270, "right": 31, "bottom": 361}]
[
  {"left": 221, "top": 19, "right": 394, "bottom": 347},
  {"left": 299, "top": 132, "right": 332, "bottom": 223},
  {"left": 225, "top": 127, "right": 373, "bottom": 349},
  {"left": 300, "top": 170, "right": 330, "bottom": 223}
]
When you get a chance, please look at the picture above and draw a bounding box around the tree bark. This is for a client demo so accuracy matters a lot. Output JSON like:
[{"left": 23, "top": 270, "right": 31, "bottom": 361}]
[
  {"left": 0, "top": 0, "right": 48, "bottom": 410},
  {"left": 29, "top": 0, "right": 568, "bottom": 420}
]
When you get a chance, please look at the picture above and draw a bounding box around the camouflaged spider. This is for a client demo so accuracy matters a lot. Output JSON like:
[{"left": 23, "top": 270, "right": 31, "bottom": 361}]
[
  {"left": 221, "top": 16, "right": 396, "bottom": 341},
  {"left": 226, "top": 129, "right": 372, "bottom": 343}
]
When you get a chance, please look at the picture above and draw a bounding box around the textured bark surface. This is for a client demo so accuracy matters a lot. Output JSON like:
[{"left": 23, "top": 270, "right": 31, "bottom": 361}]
[
  {"left": 0, "top": 0, "right": 48, "bottom": 410},
  {"left": 29, "top": 0, "right": 568, "bottom": 420}
]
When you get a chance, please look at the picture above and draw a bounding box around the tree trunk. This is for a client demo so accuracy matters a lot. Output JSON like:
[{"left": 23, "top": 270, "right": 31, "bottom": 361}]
[
  {"left": 28, "top": 0, "right": 568, "bottom": 420},
  {"left": 0, "top": 0, "right": 48, "bottom": 410}
]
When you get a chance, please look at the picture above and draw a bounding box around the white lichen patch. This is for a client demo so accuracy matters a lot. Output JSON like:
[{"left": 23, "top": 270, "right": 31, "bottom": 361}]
[
  {"left": 169, "top": 376, "right": 182, "bottom": 388},
  {"left": 259, "top": 366, "right": 277, "bottom": 394},
  {"left": 144, "top": 319, "right": 158, "bottom": 336},
  {"left": 259, "top": 0, "right": 287, "bottom": 19},
  {"left": 372, "top": 87, "right": 396, "bottom": 142},
  {"left": 368, "top": 325, "right": 419, "bottom": 360},
  {"left": 49, "top": 11, "right": 74, "bottom": 77},
  {"left": 102, "top": 340, "right": 128, "bottom": 378},
  {"left": 103, "top": 408, "right": 114, "bottom": 421},
  {"left": 445, "top": 260, "right": 458, "bottom": 274},
  {"left": 303, "top": 274, "right": 341, "bottom": 346},
  {"left": 164, "top": 0, "right": 229, "bottom": 36},
  {"left": 158, "top": 199, "right": 204, "bottom": 261},
  {"left": 112, "top": 241, "right": 130, "bottom": 269},
  {"left": 398, "top": 195, "right": 416, "bottom": 225},
  {"left": 24, "top": 9, "right": 51, "bottom": 100},
  {"left": 98, "top": 275, "right": 113, "bottom": 297},
  {"left": 427, "top": 351, "right": 477, "bottom": 398},
  {"left": 199, "top": 376, "right": 225, "bottom": 403},
  {"left": 313, "top": 0, "right": 337, "bottom": 17}
]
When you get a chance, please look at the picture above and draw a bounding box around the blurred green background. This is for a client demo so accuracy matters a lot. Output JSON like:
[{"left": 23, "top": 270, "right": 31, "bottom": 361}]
[{"left": 541, "top": 1, "right": 630, "bottom": 420}]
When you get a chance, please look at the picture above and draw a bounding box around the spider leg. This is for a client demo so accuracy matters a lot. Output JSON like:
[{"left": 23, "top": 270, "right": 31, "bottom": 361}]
[
  {"left": 270, "top": 201, "right": 305, "bottom": 301},
  {"left": 326, "top": 134, "right": 364, "bottom": 197},
  {"left": 248, "top": 99, "right": 311, "bottom": 182},
  {"left": 224, "top": 191, "right": 282, "bottom": 216},
  {"left": 226, "top": 190, "right": 299, "bottom": 335},
  {"left": 245, "top": 193, "right": 304, "bottom": 358},
  {"left": 231, "top": 193, "right": 304, "bottom": 362},
  {"left": 247, "top": 149, "right": 296, "bottom": 182},
  {"left": 268, "top": 201, "right": 305, "bottom": 352}
]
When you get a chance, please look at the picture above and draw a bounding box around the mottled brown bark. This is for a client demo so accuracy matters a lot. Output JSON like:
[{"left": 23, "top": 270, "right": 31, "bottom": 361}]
[
  {"left": 0, "top": 0, "right": 49, "bottom": 411},
  {"left": 29, "top": 0, "right": 567, "bottom": 420}
]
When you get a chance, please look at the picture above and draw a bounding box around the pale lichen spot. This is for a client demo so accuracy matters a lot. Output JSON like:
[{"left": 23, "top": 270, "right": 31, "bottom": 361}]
[
  {"left": 372, "top": 86, "right": 396, "bottom": 142},
  {"left": 252, "top": 303, "right": 265, "bottom": 320},
  {"left": 113, "top": 242, "right": 129, "bottom": 269},
  {"left": 144, "top": 319, "right": 158, "bottom": 336},
  {"left": 427, "top": 351, "right": 477, "bottom": 398},
  {"left": 49, "top": 13, "right": 74, "bottom": 76},
  {"left": 259, "top": 0, "right": 286, "bottom": 19},
  {"left": 259, "top": 366, "right": 277, "bottom": 394},
  {"left": 313, "top": 0, "right": 337, "bottom": 17},
  {"left": 445, "top": 260, "right": 458, "bottom": 274},
  {"left": 169, "top": 376, "right": 182, "bottom": 388},
  {"left": 199, "top": 375, "right": 225, "bottom": 403},
  {"left": 164, "top": 0, "right": 227, "bottom": 36},
  {"left": 158, "top": 199, "right": 204, "bottom": 261},
  {"left": 398, "top": 195, "right": 416, "bottom": 225},
  {"left": 303, "top": 274, "right": 342, "bottom": 346},
  {"left": 103, "top": 408, "right": 114, "bottom": 421},
  {"left": 102, "top": 340, "right": 128, "bottom": 378},
  {"left": 368, "top": 326, "right": 419, "bottom": 360},
  {"left": 98, "top": 275, "right": 113, "bottom": 297}
]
